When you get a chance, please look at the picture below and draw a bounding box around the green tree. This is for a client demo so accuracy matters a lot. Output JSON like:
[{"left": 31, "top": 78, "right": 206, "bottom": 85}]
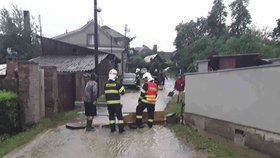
[
  {"left": 229, "top": 0, "right": 252, "bottom": 36},
  {"left": 127, "top": 53, "right": 146, "bottom": 72},
  {"left": 0, "top": 5, "right": 41, "bottom": 61},
  {"left": 174, "top": 17, "right": 207, "bottom": 49},
  {"left": 207, "top": 0, "right": 228, "bottom": 37},
  {"left": 272, "top": 19, "right": 280, "bottom": 40}
]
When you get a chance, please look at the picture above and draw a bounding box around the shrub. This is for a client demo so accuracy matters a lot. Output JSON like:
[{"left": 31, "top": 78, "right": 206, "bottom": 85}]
[{"left": 0, "top": 90, "right": 20, "bottom": 134}]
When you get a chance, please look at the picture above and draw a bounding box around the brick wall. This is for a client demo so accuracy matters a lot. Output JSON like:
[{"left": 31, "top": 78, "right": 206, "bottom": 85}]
[
  {"left": 6, "top": 57, "right": 18, "bottom": 80},
  {"left": 18, "top": 62, "right": 29, "bottom": 124},
  {"left": 44, "top": 66, "right": 59, "bottom": 116}
]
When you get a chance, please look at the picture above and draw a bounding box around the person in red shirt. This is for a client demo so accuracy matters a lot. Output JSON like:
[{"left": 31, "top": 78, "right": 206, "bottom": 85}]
[{"left": 174, "top": 74, "right": 185, "bottom": 103}]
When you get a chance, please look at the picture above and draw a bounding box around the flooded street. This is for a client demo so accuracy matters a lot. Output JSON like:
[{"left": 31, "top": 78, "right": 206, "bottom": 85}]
[
  {"left": 4, "top": 79, "right": 205, "bottom": 158},
  {"left": 5, "top": 125, "right": 200, "bottom": 158},
  {"left": 121, "top": 78, "right": 175, "bottom": 112}
]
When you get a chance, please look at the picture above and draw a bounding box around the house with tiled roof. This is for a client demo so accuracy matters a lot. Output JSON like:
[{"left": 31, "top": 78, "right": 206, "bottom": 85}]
[{"left": 53, "top": 20, "right": 128, "bottom": 74}]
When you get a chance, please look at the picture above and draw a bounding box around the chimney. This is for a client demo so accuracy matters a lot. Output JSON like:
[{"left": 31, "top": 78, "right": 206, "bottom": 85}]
[
  {"left": 23, "top": 10, "right": 31, "bottom": 43},
  {"left": 153, "top": 44, "right": 157, "bottom": 52}
]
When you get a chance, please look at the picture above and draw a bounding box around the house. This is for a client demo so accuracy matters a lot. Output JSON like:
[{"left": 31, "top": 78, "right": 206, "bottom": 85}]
[
  {"left": 144, "top": 54, "right": 160, "bottom": 63},
  {"left": 30, "top": 36, "right": 120, "bottom": 102},
  {"left": 53, "top": 20, "right": 128, "bottom": 74},
  {"left": 0, "top": 64, "right": 6, "bottom": 78},
  {"left": 144, "top": 53, "right": 169, "bottom": 73},
  {"left": 134, "top": 45, "right": 153, "bottom": 54},
  {"left": 195, "top": 53, "right": 271, "bottom": 72},
  {"left": 207, "top": 53, "right": 270, "bottom": 71}
]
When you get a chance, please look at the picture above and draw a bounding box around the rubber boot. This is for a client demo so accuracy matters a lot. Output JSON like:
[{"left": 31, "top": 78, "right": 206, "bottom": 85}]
[
  {"left": 118, "top": 124, "right": 125, "bottom": 133},
  {"left": 86, "top": 119, "right": 95, "bottom": 132},
  {"left": 129, "top": 123, "right": 138, "bottom": 129},
  {"left": 147, "top": 122, "right": 153, "bottom": 128},
  {"left": 136, "top": 119, "right": 144, "bottom": 128},
  {"left": 110, "top": 124, "right": 116, "bottom": 133}
]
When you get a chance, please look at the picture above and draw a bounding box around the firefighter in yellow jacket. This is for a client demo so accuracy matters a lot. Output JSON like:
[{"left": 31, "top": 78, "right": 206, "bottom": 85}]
[
  {"left": 132, "top": 72, "right": 158, "bottom": 128},
  {"left": 104, "top": 69, "right": 125, "bottom": 133}
]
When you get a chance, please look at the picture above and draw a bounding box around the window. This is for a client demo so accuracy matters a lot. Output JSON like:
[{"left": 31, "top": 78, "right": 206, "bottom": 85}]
[{"left": 87, "top": 34, "right": 94, "bottom": 46}]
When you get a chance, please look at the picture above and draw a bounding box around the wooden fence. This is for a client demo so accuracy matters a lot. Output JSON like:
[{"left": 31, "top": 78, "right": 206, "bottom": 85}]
[{"left": 0, "top": 79, "right": 18, "bottom": 92}]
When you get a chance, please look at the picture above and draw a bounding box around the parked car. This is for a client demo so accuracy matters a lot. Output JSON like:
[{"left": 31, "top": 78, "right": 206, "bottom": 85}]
[
  {"left": 122, "top": 73, "right": 137, "bottom": 87},
  {"left": 140, "top": 68, "right": 147, "bottom": 75}
]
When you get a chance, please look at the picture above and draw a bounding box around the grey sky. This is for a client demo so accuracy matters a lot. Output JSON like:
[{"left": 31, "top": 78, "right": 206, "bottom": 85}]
[{"left": 1, "top": 0, "right": 279, "bottom": 51}]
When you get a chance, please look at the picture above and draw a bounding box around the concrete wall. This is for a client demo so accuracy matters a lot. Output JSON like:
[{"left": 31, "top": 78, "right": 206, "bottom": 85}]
[
  {"left": 185, "top": 65, "right": 280, "bottom": 134},
  {"left": 18, "top": 62, "right": 45, "bottom": 124},
  {"left": 184, "top": 113, "right": 280, "bottom": 158}
]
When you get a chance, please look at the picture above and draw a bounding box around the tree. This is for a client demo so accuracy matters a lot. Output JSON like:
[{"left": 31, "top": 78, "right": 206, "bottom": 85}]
[
  {"left": 229, "top": 0, "right": 252, "bottom": 36},
  {"left": 174, "top": 17, "right": 207, "bottom": 49},
  {"left": 272, "top": 19, "right": 280, "bottom": 40},
  {"left": 207, "top": 0, "right": 228, "bottom": 37},
  {"left": 0, "top": 5, "right": 41, "bottom": 61},
  {"left": 127, "top": 53, "right": 146, "bottom": 72}
]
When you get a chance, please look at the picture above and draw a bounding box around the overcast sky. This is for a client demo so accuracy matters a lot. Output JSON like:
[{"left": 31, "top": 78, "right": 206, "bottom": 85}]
[{"left": 1, "top": 0, "right": 280, "bottom": 51}]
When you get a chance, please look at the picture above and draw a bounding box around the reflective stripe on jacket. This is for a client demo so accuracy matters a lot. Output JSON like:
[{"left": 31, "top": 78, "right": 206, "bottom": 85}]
[
  {"left": 104, "top": 80, "right": 125, "bottom": 105},
  {"left": 140, "top": 81, "right": 157, "bottom": 104}
]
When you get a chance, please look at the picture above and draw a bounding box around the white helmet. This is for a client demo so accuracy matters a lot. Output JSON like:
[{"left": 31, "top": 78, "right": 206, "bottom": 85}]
[
  {"left": 135, "top": 68, "right": 140, "bottom": 73},
  {"left": 142, "top": 72, "right": 154, "bottom": 82},
  {"left": 109, "top": 69, "right": 117, "bottom": 80}
]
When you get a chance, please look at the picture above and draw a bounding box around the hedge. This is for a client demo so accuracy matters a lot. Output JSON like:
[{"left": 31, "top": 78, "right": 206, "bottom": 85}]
[{"left": 0, "top": 90, "right": 21, "bottom": 134}]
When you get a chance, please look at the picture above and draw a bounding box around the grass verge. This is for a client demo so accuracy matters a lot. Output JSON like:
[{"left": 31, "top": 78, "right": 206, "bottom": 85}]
[
  {"left": 0, "top": 108, "right": 81, "bottom": 157},
  {"left": 165, "top": 96, "right": 247, "bottom": 158},
  {"left": 165, "top": 94, "right": 184, "bottom": 116}
]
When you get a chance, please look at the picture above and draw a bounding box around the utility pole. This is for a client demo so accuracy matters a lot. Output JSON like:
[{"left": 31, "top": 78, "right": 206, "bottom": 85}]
[
  {"left": 38, "top": 15, "right": 43, "bottom": 36},
  {"left": 123, "top": 24, "right": 130, "bottom": 76},
  {"left": 94, "top": 0, "right": 99, "bottom": 95}
]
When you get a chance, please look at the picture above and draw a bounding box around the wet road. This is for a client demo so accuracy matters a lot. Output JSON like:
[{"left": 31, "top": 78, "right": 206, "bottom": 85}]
[
  {"left": 121, "top": 78, "right": 175, "bottom": 112},
  {"left": 4, "top": 79, "right": 205, "bottom": 158},
  {"left": 5, "top": 125, "right": 202, "bottom": 158}
]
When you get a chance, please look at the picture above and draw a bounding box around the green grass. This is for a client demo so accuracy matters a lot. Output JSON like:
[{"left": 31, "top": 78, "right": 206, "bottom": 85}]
[
  {"left": 0, "top": 90, "right": 18, "bottom": 101},
  {"left": 0, "top": 108, "right": 81, "bottom": 157},
  {"left": 97, "top": 95, "right": 106, "bottom": 102},
  {"left": 165, "top": 94, "right": 185, "bottom": 116},
  {"left": 168, "top": 124, "right": 247, "bottom": 158},
  {"left": 165, "top": 96, "right": 247, "bottom": 158}
]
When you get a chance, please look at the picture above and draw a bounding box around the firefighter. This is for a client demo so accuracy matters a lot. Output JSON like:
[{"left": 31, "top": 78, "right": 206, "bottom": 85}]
[
  {"left": 135, "top": 68, "right": 141, "bottom": 87},
  {"left": 104, "top": 69, "right": 125, "bottom": 133},
  {"left": 132, "top": 72, "right": 158, "bottom": 128}
]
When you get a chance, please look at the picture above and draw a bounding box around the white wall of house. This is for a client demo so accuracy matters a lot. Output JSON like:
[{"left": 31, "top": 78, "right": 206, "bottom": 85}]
[{"left": 185, "top": 65, "right": 280, "bottom": 134}]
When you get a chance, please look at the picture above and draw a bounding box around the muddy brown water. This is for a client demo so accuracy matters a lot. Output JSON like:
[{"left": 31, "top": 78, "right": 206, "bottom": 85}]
[
  {"left": 5, "top": 79, "right": 206, "bottom": 158},
  {"left": 4, "top": 125, "right": 205, "bottom": 158}
]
